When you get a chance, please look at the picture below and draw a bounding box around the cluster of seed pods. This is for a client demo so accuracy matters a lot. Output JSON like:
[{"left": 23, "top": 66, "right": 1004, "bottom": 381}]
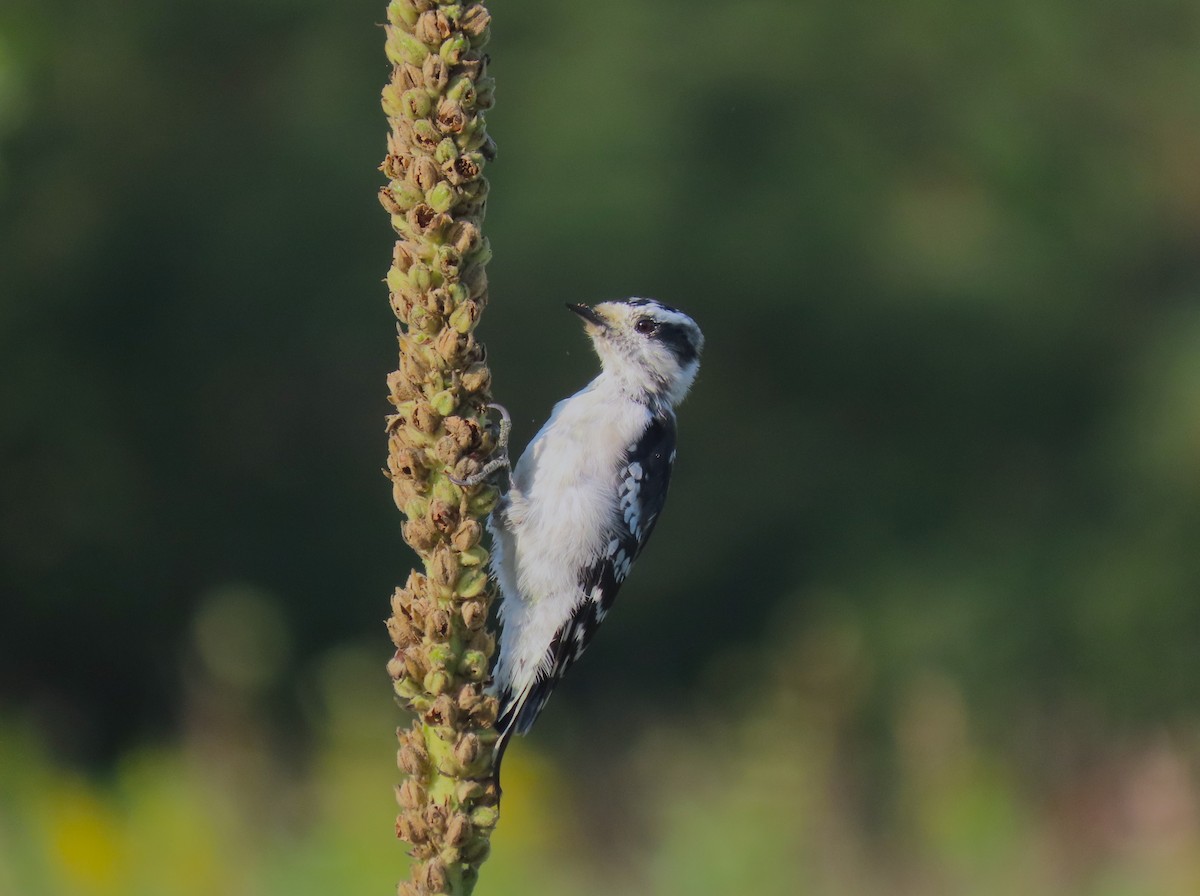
[{"left": 378, "top": 1, "right": 501, "bottom": 893}]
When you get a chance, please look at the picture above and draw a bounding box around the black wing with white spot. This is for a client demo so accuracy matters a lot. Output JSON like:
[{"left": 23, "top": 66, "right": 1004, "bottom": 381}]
[{"left": 501, "top": 413, "right": 678, "bottom": 736}]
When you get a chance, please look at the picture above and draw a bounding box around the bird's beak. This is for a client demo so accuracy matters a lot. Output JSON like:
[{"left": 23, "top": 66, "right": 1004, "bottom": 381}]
[{"left": 567, "top": 303, "right": 608, "bottom": 329}]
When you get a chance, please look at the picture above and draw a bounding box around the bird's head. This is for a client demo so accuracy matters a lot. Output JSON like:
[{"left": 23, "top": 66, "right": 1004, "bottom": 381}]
[{"left": 568, "top": 298, "right": 704, "bottom": 408}]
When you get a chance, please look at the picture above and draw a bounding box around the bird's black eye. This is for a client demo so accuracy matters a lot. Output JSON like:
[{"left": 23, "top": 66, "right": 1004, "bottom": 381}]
[{"left": 634, "top": 317, "right": 658, "bottom": 335}]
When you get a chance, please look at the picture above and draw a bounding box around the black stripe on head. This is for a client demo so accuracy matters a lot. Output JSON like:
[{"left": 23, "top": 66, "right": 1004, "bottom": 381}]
[
  {"left": 620, "top": 297, "right": 682, "bottom": 315},
  {"left": 655, "top": 322, "right": 699, "bottom": 364}
]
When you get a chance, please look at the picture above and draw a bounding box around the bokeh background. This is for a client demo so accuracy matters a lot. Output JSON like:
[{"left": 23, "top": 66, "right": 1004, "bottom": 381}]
[{"left": 3, "top": 0, "right": 1200, "bottom": 893}]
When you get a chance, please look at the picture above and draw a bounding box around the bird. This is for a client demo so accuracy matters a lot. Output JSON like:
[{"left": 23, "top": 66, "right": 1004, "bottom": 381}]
[{"left": 474, "top": 297, "right": 704, "bottom": 771}]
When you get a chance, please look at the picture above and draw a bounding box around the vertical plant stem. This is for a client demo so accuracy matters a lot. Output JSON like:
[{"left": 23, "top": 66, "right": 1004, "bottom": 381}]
[{"left": 379, "top": 1, "right": 500, "bottom": 894}]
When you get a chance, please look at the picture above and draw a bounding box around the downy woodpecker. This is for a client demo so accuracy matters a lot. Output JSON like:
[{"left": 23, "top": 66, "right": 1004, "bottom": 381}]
[{"left": 478, "top": 298, "right": 704, "bottom": 766}]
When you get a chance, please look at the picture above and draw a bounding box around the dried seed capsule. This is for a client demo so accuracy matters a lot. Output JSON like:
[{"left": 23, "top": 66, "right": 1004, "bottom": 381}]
[
  {"left": 445, "top": 812, "right": 472, "bottom": 846},
  {"left": 461, "top": 599, "right": 487, "bottom": 630},
  {"left": 423, "top": 860, "right": 449, "bottom": 893}
]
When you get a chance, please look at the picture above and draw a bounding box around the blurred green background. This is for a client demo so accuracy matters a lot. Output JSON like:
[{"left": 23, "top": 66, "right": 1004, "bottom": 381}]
[{"left": 2, "top": 0, "right": 1200, "bottom": 893}]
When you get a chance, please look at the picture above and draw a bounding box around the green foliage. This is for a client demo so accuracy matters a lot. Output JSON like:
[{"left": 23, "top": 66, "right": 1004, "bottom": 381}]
[{"left": 3, "top": 635, "right": 1200, "bottom": 895}]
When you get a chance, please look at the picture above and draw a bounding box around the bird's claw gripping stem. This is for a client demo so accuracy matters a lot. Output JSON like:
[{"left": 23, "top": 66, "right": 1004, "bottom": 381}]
[{"left": 449, "top": 403, "right": 512, "bottom": 487}]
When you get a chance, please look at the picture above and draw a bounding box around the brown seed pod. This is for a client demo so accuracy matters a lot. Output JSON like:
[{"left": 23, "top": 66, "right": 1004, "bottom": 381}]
[
  {"left": 423, "top": 800, "right": 449, "bottom": 835},
  {"left": 386, "top": 616, "right": 419, "bottom": 649},
  {"left": 453, "top": 732, "right": 481, "bottom": 768},
  {"left": 422, "top": 860, "right": 449, "bottom": 893},
  {"left": 424, "top": 694, "right": 458, "bottom": 728},
  {"left": 414, "top": 9, "right": 451, "bottom": 46},
  {"left": 398, "top": 743, "right": 428, "bottom": 776},
  {"left": 424, "top": 608, "right": 453, "bottom": 642},
  {"left": 411, "top": 401, "right": 442, "bottom": 433},
  {"left": 461, "top": 599, "right": 487, "bottom": 630},
  {"left": 386, "top": 650, "right": 406, "bottom": 680},
  {"left": 396, "top": 777, "right": 426, "bottom": 810},
  {"left": 451, "top": 518, "right": 483, "bottom": 551},
  {"left": 456, "top": 682, "right": 483, "bottom": 712},
  {"left": 429, "top": 500, "right": 460, "bottom": 535},
  {"left": 445, "top": 812, "right": 472, "bottom": 846}
]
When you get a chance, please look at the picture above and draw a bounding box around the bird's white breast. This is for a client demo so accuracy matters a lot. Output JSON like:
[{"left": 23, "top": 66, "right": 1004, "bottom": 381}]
[{"left": 489, "top": 376, "right": 650, "bottom": 688}]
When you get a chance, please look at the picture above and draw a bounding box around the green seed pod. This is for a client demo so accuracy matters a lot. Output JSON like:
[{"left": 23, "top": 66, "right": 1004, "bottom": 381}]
[
  {"left": 458, "top": 544, "right": 489, "bottom": 567},
  {"left": 440, "top": 34, "right": 470, "bottom": 64},
  {"left": 402, "top": 88, "right": 433, "bottom": 119},
  {"left": 459, "top": 650, "right": 488, "bottom": 681},
  {"left": 381, "top": 83, "right": 408, "bottom": 118},
  {"left": 447, "top": 300, "right": 479, "bottom": 334},
  {"left": 385, "top": 266, "right": 411, "bottom": 295},
  {"left": 447, "top": 76, "right": 477, "bottom": 109},
  {"left": 423, "top": 669, "right": 452, "bottom": 695},
  {"left": 428, "top": 388, "right": 456, "bottom": 417},
  {"left": 455, "top": 567, "right": 488, "bottom": 598},
  {"left": 431, "top": 476, "right": 463, "bottom": 508},
  {"left": 387, "top": 0, "right": 420, "bottom": 27},
  {"left": 391, "top": 180, "right": 426, "bottom": 213},
  {"left": 427, "top": 181, "right": 457, "bottom": 213},
  {"left": 403, "top": 496, "right": 431, "bottom": 520},
  {"left": 426, "top": 643, "right": 455, "bottom": 670},
  {"left": 434, "top": 137, "right": 459, "bottom": 165},
  {"left": 461, "top": 839, "right": 491, "bottom": 865},
  {"left": 466, "top": 485, "right": 498, "bottom": 516},
  {"left": 385, "top": 28, "right": 429, "bottom": 66},
  {"left": 408, "top": 261, "right": 434, "bottom": 291},
  {"left": 456, "top": 781, "right": 484, "bottom": 803},
  {"left": 469, "top": 805, "right": 499, "bottom": 830},
  {"left": 456, "top": 123, "right": 489, "bottom": 154}
]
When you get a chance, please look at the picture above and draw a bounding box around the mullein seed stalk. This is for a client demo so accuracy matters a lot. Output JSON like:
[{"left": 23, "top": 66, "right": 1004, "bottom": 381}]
[{"left": 379, "top": 1, "right": 499, "bottom": 893}]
